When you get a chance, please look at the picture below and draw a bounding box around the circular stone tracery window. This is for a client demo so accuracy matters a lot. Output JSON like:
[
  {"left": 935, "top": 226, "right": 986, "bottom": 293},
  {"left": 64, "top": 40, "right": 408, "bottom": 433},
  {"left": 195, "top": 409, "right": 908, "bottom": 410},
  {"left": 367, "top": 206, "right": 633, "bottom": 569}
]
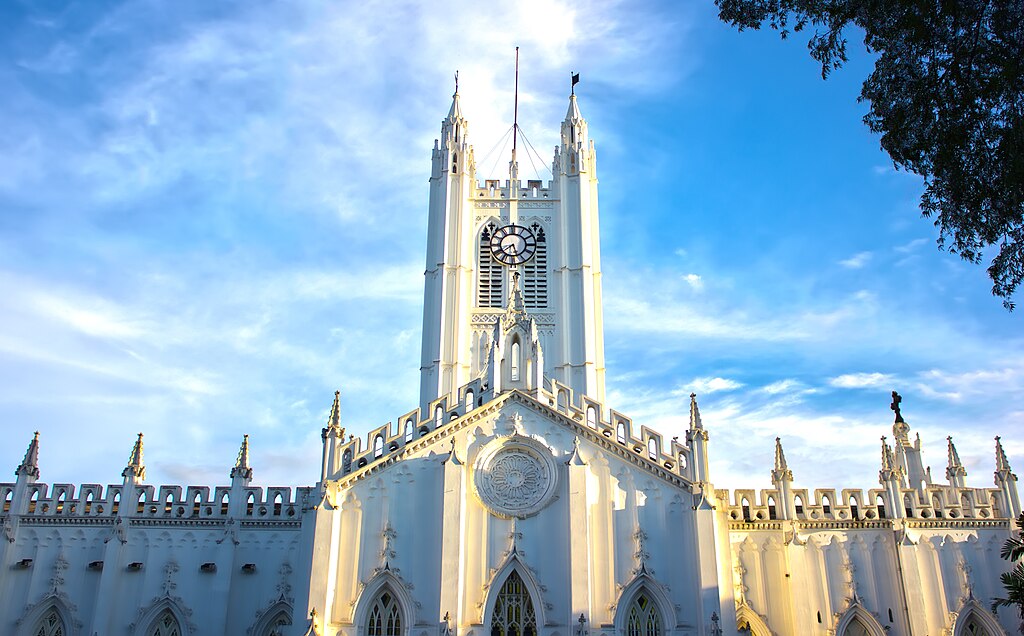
[{"left": 473, "top": 437, "right": 558, "bottom": 518}]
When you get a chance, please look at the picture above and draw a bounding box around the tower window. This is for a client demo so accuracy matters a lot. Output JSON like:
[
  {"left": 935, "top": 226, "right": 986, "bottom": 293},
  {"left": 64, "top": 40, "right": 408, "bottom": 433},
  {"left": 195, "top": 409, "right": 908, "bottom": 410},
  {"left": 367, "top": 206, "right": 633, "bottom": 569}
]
[
  {"left": 477, "top": 224, "right": 503, "bottom": 308},
  {"left": 523, "top": 224, "right": 547, "bottom": 308}
]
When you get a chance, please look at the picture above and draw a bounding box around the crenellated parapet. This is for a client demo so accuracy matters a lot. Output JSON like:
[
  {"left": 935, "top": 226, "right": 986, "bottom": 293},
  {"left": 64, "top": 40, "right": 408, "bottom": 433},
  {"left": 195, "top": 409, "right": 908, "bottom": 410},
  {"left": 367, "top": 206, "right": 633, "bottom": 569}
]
[{"left": 320, "top": 380, "right": 704, "bottom": 488}]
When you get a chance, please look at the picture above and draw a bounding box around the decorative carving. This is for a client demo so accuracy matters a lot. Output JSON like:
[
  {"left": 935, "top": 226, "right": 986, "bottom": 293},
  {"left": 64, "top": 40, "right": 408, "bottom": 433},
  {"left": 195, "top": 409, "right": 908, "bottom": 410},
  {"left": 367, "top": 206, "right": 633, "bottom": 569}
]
[{"left": 473, "top": 435, "right": 558, "bottom": 519}]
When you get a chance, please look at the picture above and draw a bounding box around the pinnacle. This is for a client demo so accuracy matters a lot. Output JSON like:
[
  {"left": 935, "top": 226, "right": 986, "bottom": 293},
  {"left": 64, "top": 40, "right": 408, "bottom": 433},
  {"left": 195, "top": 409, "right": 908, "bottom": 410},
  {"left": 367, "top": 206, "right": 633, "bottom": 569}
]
[
  {"left": 16, "top": 431, "right": 40, "bottom": 479},
  {"left": 328, "top": 390, "right": 342, "bottom": 430},
  {"left": 946, "top": 436, "right": 964, "bottom": 470},
  {"left": 564, "top": 92, "right": 583, "bottom": 123},
  {"left": 774, "top": 437, "right": 788, "bottom": 471},
  {"left": 995, "top": 436, "right": 1013, "bottom": 473},
  {"left": 231, "top": 434, "right": 253, "bottom": 480},
  {"left": 688, "top": 393, "right": 703, "bottom": 431},
  {"left": 122, "top": 432, "right": 146, "bottom": 481}
]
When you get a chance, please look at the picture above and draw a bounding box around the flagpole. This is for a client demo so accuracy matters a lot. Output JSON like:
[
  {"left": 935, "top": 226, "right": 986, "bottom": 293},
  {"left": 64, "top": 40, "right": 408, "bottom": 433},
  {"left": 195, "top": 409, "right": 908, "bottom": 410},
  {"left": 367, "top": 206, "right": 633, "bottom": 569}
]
[{"left": 512, "top": 47, "right": 519, "bottom": 161}]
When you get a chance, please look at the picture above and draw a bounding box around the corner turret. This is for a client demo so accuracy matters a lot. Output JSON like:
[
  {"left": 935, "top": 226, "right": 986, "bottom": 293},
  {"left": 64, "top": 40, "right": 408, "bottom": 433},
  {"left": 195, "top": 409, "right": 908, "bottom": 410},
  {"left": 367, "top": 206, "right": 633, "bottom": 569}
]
[
  {"left": 879, "top": 436, "right": 904, "bottom": 518},
  {"left": 994, "top": 436, "right": 1020, "bottom": 518},
  {"left": 9, "top": 432, "right": 41, "bottom": 518}
]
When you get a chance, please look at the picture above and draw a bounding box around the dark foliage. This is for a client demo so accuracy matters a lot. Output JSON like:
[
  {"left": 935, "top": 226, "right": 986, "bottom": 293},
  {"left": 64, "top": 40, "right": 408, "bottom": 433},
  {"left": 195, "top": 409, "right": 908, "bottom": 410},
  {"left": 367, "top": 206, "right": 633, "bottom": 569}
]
[
  {"left": 991, "top": 512, "right": 1024, "bottom": 628},
  {"left": 715, "top": 0, "right": 1024, "bottom": 309}
]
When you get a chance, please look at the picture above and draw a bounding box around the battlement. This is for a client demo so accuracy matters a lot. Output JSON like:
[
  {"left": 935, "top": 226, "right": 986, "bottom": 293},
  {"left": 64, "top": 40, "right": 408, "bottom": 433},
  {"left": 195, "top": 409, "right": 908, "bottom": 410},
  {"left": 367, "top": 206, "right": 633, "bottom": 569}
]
[
  {"left": 327, "top": 379, "right": 698, "bottom": 486},
  {"left": 0, "top": 481, "right": 312, "bottom": 522},
  {"left": 475, "top": 178, "right": 555, "bottom": 200}
]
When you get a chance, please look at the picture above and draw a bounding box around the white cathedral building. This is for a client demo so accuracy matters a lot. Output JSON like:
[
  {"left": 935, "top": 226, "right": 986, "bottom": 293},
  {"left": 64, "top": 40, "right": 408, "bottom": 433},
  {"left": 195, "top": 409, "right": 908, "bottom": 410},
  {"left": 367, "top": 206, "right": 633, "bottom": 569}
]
[{"left": 0, "top": 87, "right": 1020, "bottom": 636}]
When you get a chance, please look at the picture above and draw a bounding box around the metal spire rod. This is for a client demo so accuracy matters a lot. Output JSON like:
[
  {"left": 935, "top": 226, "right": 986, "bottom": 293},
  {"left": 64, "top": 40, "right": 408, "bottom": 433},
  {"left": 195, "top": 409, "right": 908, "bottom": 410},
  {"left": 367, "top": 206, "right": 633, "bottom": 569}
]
[{"left": 512, "top": 47, "right": 519, "bottom": 159}]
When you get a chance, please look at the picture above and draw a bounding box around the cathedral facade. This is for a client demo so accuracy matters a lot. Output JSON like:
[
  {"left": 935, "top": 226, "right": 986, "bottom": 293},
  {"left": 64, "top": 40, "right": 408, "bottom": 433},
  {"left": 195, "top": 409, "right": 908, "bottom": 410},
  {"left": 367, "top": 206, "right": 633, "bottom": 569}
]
[{"left": 0, "top": 88, "right": 1019, "bottom": 636}]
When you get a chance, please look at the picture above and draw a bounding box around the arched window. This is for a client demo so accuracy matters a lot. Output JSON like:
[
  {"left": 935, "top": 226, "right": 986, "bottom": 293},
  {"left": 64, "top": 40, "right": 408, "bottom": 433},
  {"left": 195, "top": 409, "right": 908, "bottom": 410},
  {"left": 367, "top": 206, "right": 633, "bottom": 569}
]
[
  {"left": 961, "top": 493, "right": 971, "bottom": 516},
  {"left": 33, "top": 608, "right": 65, "bottom": 636},
  {"left": 963, "top": 613, "right": 993, "bottom": 635},
  {"left": 148, "top": 609, "right": 182, "bottom": 636},
  {"left": 767, "top": 496, "right": 777, "bottom": 520},
  {"left": 876, "top": 495, "right": 886, "bottom": 519},
  {"left": 794, "top": 495, "right": 804, "bottom": 515},
  {"left": 523, "top": 223, "right": 547, "bottom": 308},
  {"left": 510, "top": 342, "right": 521, "bottom": 381},
  {"left": 586, "top": 406, "right": 597, "bottom": 429},
  {"left": 741, "top": 497, "right": 751, "bottom": 522},
  {"left": 821, "top": 495, "right": 832, "bottom": 514},
  {"left": 220, "top": 492, "right": 229, "bottom": 515},
  {"left": 246, "top": 492, "right": 255, "bottom": 516},
  {"left": 374, "top": 435, "right": 384, "bottom": 459},
  {"left": 849, "top": 496, "right": 859, "bottom": 519},
  {"left": 647, "top": 439, "right": 658, "bottom": 460},
  {"left": 477, "top": 223, "right": 503, "bottom": 308},
  {"left": 616, "top": 422, "right": 626, "bottom": 444},
  {"left": 932, "top": 494, "right": 943, "bottom": 518},
  {"left": 343, "top": 449, "right": 353, "bottom": 474},
  {"left": 465, "top": 390, "right": 475, "bottom": 411},
  {"left": 839, "top": 617, "right": 870, "bottom": 636},
  {"left": 435, "top": 406, "right": 444, "bottom": 429},
  {"left": 404, "top": 420, "right": 414, "bottom": 443},
  {"left": 367, "top": 588, "right": 403, "bottom": 636},
  {"left": 490, "top": 570, "right": 537, "bottom": 636},
  {"left": 626, "top": 591, "right": 662, "bottom": 636},
  {"left": 904, "top": 494, "right": 914, "bottom": 517}
]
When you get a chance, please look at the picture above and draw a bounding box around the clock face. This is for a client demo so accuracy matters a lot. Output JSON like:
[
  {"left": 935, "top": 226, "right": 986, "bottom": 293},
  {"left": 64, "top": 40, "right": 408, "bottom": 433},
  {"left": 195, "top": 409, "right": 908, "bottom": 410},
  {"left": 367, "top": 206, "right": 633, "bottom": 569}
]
[{"left": 489, "top": 224, "right": 537, "bottom": 266}]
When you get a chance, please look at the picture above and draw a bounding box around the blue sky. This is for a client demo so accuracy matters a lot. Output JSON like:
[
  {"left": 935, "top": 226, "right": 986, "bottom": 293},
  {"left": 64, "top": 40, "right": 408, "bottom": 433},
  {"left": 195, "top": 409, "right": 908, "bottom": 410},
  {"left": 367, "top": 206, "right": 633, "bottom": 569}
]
[{"left": 1, "top": 0, "right": 1020, "bottom": 494}]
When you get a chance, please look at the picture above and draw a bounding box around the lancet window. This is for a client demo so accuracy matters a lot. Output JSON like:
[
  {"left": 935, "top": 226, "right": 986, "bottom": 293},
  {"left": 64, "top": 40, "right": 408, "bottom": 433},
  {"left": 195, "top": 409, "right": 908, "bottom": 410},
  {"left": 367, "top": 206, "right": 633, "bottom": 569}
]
[
  {"left": 478, "top": 223, "right": 503, "bottom": 308},
  {"left": 964, "top": 615, "right": 992, "bottom": 635},
  {"left": 625, "top": 592, "right": 662, "bottom": 636},
  {"left": 148, "top": 609, "right": 182, "bottom": 636},
  {"left": 490, "top": 570, "right": 537, "bottom": 636},
  {"left": 33, "top": 608, "right": 65, "bottom": 636},
  {"left": 367, "top": 589, "right": 402, "bottom": 636}
]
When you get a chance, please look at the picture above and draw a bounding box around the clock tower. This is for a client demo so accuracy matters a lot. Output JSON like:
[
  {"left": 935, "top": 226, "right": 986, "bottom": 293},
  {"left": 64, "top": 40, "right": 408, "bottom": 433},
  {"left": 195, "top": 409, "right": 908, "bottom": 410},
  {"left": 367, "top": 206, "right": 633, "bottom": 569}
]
[{"left": 419, "top": 86, "right": 606, "bottom": 410}]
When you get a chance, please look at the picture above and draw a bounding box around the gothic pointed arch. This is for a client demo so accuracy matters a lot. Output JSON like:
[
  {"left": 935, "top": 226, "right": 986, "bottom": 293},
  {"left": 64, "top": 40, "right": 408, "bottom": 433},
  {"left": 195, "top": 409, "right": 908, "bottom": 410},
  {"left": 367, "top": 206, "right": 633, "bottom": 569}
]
[
  {"left": 950, "top": 599, "right": 1007, "bottom": 636},
  {"left": 735, "top": 603, "right": 773, "bottom": 636},
  {"left": 482, "top": 554, "right": 546, "bottom": 630},
  {"left": 18, "top": 597, "right": 77, "bottom": 636},
  {"left": 352, "top": 570, "right": 415, "bottom": 635},
  {"left": 131, "top": 598, "right": 192, "bottom": 636},
  {"left": 248, "top": 599, "right": 293, "bottom": 636},
  {"left": 832, "top": 603, "right": 885, "bottom": 636},
  {"left": 612, "top": 573, "right": 675, "bottom": 636}
]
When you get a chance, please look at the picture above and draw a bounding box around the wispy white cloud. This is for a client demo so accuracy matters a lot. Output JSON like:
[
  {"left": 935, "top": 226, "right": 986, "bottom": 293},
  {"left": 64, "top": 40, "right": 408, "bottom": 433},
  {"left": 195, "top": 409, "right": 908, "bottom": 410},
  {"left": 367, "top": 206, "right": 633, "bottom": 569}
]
[
  {"left": 838, "top": 251, "right": 872, "bottom": 269},
  {"left": 829, "top": 372, "right": 896, "bottom": 389}
]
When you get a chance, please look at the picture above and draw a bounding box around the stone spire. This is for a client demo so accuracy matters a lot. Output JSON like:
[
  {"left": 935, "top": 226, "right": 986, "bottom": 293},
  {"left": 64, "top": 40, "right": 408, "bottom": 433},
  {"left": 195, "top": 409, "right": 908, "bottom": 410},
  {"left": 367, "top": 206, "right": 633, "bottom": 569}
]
[
  {"left": 946, "top": 436, "right": 967, "bottom": 488},
  {"left": 771, "top": 437, "right": 793, "bottom": 483},
  {"left": 689, "top": 393, "right": 704, "bottom": 431},
  {"left": 122, "top": 433, "right": 146, "bottom": 481},
  {"left": 231, "top": 434, "right": 253, "bottom": 481},
  {"left": 16, "top": 431, "right": 40, "bottom": 479}
]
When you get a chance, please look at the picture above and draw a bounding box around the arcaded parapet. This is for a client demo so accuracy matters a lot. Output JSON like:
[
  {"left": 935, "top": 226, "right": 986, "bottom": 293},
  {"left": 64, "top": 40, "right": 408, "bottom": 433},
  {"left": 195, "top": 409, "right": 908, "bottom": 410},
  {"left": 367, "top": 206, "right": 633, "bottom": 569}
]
[
  {"left": 0, "top": 432, "right": 314, "bottom": 636},
  {"left": 720, "top": 404, "right": 1018, "bottom": 635}
]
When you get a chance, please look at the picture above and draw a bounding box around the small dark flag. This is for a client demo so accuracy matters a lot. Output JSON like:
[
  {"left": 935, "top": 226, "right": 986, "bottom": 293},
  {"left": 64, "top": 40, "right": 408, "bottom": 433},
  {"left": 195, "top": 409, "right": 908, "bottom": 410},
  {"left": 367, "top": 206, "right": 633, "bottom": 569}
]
[{"left": 572, "top": 73, "right": 580, "bottom": 86}]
